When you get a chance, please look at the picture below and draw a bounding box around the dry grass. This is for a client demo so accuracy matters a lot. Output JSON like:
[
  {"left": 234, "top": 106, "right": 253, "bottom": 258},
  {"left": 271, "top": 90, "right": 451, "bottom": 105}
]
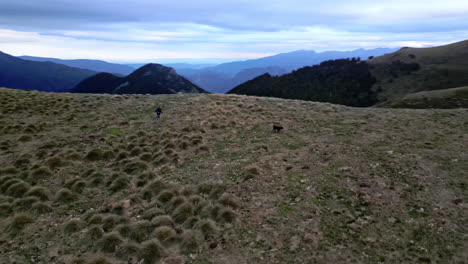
[{"left": 0, "top": 88, "right": 466, "bottom": 264}]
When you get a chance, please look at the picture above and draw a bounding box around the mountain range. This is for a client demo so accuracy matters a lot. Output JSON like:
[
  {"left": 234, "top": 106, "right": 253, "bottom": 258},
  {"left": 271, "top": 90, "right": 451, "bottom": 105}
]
[
  {"left": 229, "top": 40, "right": 468, "bottom": 107},
  {"left": 72, "top": 63, "right": 206, "bottom": 94},
  {"left": 19, "top": 56, "right": 135, "bottom": 76},
  {"left": 169, "top": 48, "right": 398, "bottom": 93},
  {"left": 0, "top": 51, "right": 96, "bottom": 92}
]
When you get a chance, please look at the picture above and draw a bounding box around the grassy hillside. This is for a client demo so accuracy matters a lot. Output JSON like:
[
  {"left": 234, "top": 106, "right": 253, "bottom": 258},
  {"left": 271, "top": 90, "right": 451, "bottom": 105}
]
[
  {"left": 369, "top": 40, "right": 468, "bottom": 102},
  {"left": 380, "top": 86, "right": 468, "bottom": 109},
  {"left": 0, "top": 88, "right": 466, "bottom": 263}
]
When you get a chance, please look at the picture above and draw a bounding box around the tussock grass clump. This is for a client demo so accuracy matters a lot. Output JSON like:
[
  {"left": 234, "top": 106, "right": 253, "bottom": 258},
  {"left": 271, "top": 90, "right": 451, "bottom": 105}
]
[
  {"left": 25, "top": 186, "right": 49, "bottom": 201},
  {"left": 18, "top": 135, "right": 32, "bottom": 142},
  {"left": 6, "top": 181, "right": 31, "bottom": 198},
  {"left": 218, "top": 193, "right": 240, "bottom": 209},
  {"left": 172, "top": 202, "right": 194, "bottom": 224},
  {"left": 102, "top": 150, "right": 115, "bottom": 160},
  {"left": 0, "top": 179, "right": 21, "bottom": 193},
  {"left": 85, "top": 149, "right": 102, "bottom": 161},
  {"left": 88, "top": 214, "right": 104, "bottom": 225},
  {"left": 0, "top": 175, "right": 14, "bottom": 186},
  {"left": 114, "top": 224, "right": 132, "bottom": 238},
  {"left": 32, "top": 201, "right": 53, "bottom": 214},
  {"left": 130, "top": 147, "right": 142, "bottom": 157},
  {"left": 55, "top": 188, "right": 76, "bottom": 203},
  {"left": 110, "top": 176, "right": 129, "bottom": 192},
  {"left": 65, "top": 218, "right": 85, "bottom": 233},
  {"left": 29, "top": 166, "right": 52, "bottom": 181},
  {"left": 139, "top": 239, "right": 166, "bottom": 264},
  {"left": 142, "top": 208, "right": 164, "bottom": 221},
  {"left": 129, "top": 220, "right": 154, "bottom": 242},
  {"left": 9, "top": 213, "right": 34, "bottom": 232},
  {"left": 13, "top": 196, "right": 39, "bottom": 211},
  {"left": 95, "top": 232, "right": 125, "bottom": 252},
  {"left": 123, "top": 160, "right": 148, "bottom": 174},
  {"left": 86, "top": 255, "right": 113, "bottom": 264},
  {"left": 0, "top": 202, "right": 12, "bottom": 217},
  {"left": 139, "top": 153, "right": 153, "bottom": 162},
  {"left": 64, "top": 178, "right": 80, "bottom": 189},
  {"left": 151, "top": 215, "right": 173, "bottom": 227},
  {"left": 153, "top": 226, "right": 176, "bottom": 242},
  {"left": 166, "top": 196, "right": 188, "bottom": 212},
  {"left": 71, "top": 180, "right": 87, "bottom": 193},
  {"left": 181, "top": 185, "right": 198, "bottom": 196},
  {"left": 180, "top": 230, "right": 203, "bottom": 254},
  {"left": 102, "top": 215, "right": 121, "bottom": 232},
  {"left": 198, "top": 182, "right": 226, "bottom": 199},
  {"left": 87, "top": 225, "right": 105, "bottom": 240},
  {"left": 116, "top": 241, "right": 140, "bottom": 260},
  {"left": 157, "top": 190, "right": 176, "bottom": 204},
  {"left": 153, "top": 156, "right": 168, "bottom": 167},
  {"left": 46, "top": 157, "right": 63, "bottom": 170},
  {"left": 218, "top": 207, "right": 236, "bottom": 223},
  {"left": 195, "top": 145, "right": 210, "bottom": 154},
  {"left": 245, "top": 166, "right": 260, "bottom": 180},
  {"left": 116, "top": 151, "right": 129, "bottom": 160},
  {"left": 196, "top": 219, "right": 218, "bottom": 239}
]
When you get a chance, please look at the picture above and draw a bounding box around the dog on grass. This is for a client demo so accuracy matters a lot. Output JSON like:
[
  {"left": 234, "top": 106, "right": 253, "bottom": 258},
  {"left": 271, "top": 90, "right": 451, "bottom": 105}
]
[{"left": 273, "top": 125, "right": 284, "bottom": 133}]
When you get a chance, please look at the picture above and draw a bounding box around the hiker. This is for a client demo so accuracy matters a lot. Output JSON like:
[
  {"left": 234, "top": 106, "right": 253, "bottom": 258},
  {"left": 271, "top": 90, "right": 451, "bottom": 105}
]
[{"left": 155, "top": 107, "right": 162, "bottom": 120}]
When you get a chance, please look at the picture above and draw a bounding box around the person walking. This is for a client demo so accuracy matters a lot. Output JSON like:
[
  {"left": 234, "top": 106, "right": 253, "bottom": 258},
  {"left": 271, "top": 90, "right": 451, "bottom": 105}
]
[{"left": 155, "top": 107, "right": 162, "bottom": 120}]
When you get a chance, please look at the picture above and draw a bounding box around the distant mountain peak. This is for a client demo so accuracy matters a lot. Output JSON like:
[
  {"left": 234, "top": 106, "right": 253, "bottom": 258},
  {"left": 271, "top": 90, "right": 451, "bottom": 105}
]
[{"left": 72, "top": 63, "right": 206, "bottom": 95}]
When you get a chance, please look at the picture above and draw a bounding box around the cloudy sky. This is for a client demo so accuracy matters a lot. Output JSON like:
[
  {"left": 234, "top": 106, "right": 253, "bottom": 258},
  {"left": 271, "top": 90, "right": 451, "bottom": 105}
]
[{"left": 1, "top": 0, "right": 467, "bottom": 63}]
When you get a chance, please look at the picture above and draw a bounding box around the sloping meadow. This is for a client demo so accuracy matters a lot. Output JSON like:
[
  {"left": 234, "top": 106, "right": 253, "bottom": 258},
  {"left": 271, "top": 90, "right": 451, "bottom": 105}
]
[{"left": 0, "top": 88, "right": 466, "bottom": 263}]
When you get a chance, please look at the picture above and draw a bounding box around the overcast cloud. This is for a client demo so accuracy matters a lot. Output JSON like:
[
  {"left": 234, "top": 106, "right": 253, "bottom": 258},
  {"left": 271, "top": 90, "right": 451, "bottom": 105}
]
[{"left": 0, "top": 0, "right": 467, "bottom": 62}]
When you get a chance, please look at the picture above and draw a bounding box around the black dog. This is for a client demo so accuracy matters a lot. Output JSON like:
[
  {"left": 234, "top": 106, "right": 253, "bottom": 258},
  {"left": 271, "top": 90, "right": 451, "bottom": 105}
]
[{"left": 273, "top": 125, "right": 284, "bottom": 133}]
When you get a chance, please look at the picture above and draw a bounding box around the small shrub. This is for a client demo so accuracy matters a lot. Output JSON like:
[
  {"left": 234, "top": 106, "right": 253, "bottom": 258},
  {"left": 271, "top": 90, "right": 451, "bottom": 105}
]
[
  {"left": 87, "top": 225, "right": 105, "bottom": 240},
  {"left": 139, "top": 239, "right": 166, "bottom": 264},
  {"left": 151, "top": 215, "right": 173, "bottom": 227},
  {"left": 172, "top": 202, "right": 194, "bottom": 224},
  {"left": 55, "top": 188, "right": 76, "bottom": 203},
  {"left": 25, "top": 186, "right": 49, "bottom": 201},
  {"left": 180, "top": 230, "right": 203, "bottom": 254},
  {"left": 153, "top": 226, "right": 176, "bottom": 242},
  {"left": 95, "top": 232, "right": 124, "bottom": 252},
  {"left": 65, "top": 219, "right": 85, "bottom": 233}
]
